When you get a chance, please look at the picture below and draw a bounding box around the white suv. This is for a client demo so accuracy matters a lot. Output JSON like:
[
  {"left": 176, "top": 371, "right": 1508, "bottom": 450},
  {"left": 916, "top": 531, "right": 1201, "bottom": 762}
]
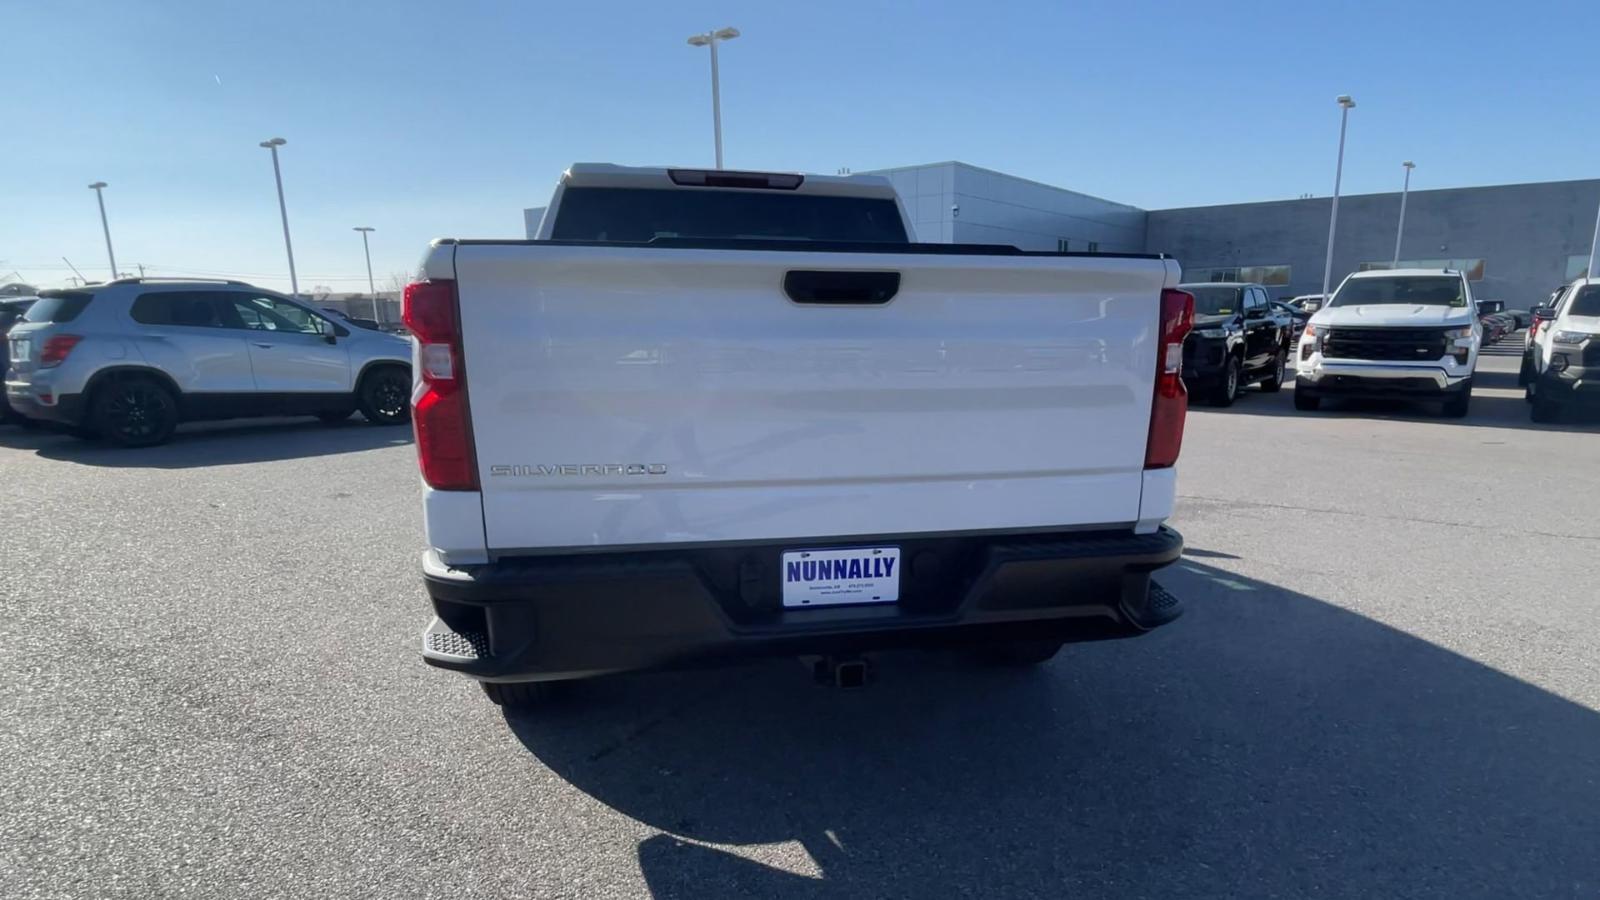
[
  {"left": 5, "top": 279, "right": 412, "bottom": 446},
  {"left": 1526, "top": 276, "right": 1600, "bottom": 423},
  {"left": 1294, "top": 268, "right": 1481, "bottom": 418}
]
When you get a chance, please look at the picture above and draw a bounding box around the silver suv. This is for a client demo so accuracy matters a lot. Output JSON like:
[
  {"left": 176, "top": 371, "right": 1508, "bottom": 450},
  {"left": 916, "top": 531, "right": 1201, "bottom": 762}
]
[{"left": 5, "top": 279, "right": 412, "bottom": 446}]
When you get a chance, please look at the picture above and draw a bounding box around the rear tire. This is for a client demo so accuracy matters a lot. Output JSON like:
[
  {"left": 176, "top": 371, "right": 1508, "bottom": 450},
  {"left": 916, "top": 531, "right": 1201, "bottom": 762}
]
[
  {"left": 977, "top": 640, "right": 1064, "bottom": 667},
  {"left": 1259, "top": 348, "right": 1288, "bottom": 393},
  {"left": 357, "top": 366, "right": 411, "bottom": 426},
  {"left": 1518, "top": 352, "right": 1535, "bottom": 386},
  {"left": 91, "top": 375, "right": 178, "bottom": 447},
  {"left": 480, "top": 681, "right": 555, "bottom": 710},
  {"left": 1293, "top": 390, "right": 1321, "bottom": 411},
  {"left": 1210, "top": 357, "right": 1241, "bottom": 407},
  {"left": 1441, "top": 382, "right": 1472, "bottom": 419}
]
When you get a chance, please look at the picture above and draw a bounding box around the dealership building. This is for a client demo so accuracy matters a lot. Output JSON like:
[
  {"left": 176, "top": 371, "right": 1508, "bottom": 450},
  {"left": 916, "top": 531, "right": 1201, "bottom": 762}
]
[
  {"left": 525, "top": 161, "right": 1599, "bottom": 306},
  {"left": 871, "top": 162, "right": 1600, "bottom": 306}
]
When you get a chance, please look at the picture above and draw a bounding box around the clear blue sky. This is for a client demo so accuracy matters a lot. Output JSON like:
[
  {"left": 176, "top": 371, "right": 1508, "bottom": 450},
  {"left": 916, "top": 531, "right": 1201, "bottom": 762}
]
[{"left": 6, "top": 0, "right": 1597, "bottom": 293}]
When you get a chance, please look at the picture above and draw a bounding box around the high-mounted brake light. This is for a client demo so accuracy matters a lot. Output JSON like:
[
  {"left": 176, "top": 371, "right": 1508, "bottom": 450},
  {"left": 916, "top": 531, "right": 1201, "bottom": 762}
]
[
  {"left": 1145, "top": 289, "right": 1194, "bottom": 469},
  {"left": 667, "top": 168, "right": 804, "bottom": 190},
  {"left": 39, "top": 334, "right": 83, "bottom": 368},
  {"left": 402, "top": 280, "right": 478, "bottom": 491}
]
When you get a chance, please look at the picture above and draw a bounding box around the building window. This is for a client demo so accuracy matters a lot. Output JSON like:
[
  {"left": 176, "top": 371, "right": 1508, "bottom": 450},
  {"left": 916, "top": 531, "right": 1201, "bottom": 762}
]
[
  {"left": 1360, "top": 258, "right": 1485, "bottom": 281},
  {"left": 1240, "top": 265, "right": 1291, "bottom": 286},
  {"left": 1057, "top": 239, "right": 1070, "bottom": 252},
  {"left": 1185, "top": 264, "right": 1291, "bottom": 286},
  {"left": 1087, "top": 241, "right": 1100, "bottom": 252}
]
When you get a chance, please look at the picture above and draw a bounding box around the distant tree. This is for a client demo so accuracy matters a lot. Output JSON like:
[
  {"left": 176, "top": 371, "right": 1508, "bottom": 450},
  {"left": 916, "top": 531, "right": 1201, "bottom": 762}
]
[{"left": 310, "top": 285, "right": 333, "bottom": 302}]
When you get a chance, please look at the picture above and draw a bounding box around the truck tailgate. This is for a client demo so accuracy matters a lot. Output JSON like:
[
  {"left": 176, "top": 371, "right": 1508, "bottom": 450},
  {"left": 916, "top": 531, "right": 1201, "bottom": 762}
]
[{"left": 451, "top": 243, "right": 1175, "bottom": 552}]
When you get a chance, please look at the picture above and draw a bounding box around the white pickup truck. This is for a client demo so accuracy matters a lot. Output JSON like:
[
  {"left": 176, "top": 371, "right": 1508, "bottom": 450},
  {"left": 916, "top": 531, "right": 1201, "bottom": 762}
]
[
  {"left": 1294, "top": 268, "right": 1481, "bottom": 417},
  {"left": 408, "top": 164, "right": 1193, "bottom": 708}
]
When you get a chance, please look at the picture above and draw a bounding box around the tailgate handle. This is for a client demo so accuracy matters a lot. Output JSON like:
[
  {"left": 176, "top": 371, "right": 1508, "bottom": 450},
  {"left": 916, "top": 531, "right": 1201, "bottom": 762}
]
[{"left": 784, "top": 270, "right": 900, "bottom": 306}]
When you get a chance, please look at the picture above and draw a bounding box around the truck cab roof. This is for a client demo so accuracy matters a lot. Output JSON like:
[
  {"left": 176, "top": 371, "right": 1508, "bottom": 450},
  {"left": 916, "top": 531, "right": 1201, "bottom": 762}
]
[
  {"left": 1345, "top": 268, "right": 1464, "bottom": 280},
  {"left": 560, "top": 163, "right": 900, "bottom": 200}
]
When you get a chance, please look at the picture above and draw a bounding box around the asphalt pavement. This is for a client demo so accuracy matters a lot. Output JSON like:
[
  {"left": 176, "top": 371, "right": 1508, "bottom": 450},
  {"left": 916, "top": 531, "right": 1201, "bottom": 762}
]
[{"left": 3, "top": 345, "right": 1598, "bottom": 899}]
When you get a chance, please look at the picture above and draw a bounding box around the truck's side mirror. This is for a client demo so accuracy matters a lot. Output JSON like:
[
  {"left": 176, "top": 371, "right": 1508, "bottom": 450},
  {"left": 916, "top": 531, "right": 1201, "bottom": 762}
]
[{"left": 1532, "top": 305, "right": 1556, "bottom": 320}]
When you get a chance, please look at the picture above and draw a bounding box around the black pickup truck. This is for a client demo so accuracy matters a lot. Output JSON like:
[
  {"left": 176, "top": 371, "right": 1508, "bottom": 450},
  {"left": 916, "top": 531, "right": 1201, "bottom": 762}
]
[{"left": 1178, "top": 282, "right": 1293, "bottom": 405}]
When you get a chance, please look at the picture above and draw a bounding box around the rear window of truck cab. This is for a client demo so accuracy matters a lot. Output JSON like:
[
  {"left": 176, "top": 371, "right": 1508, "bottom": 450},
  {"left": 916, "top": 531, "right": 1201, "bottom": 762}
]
[{"left": 550, "top": 186, "right": 909, "bottom": 244}]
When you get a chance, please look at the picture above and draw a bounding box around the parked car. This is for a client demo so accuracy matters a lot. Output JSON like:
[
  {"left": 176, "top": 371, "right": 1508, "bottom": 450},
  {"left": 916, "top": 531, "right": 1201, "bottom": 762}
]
[
  {"left": 322, "top": 307, "right": 382, "bottom": 331},
  {"left": 1176, "top": 282, "right": 1292, "bottom": 406},
  {"left": 1, "top": 297, "right": 38, "bottom": 424},
  {"left": 1521, "top": 286, "right": 1570, "bottom": 384},
  {"left": 1295, "top": 268, "right": 1480, "bottom": 417},
  {"left": 413, "top": 163, "right": 1188, "bottom": 710},
  {"left": 1479, "top": 312, "right": 1509, "bottom": 344},
  {"left": 1476, "top": 300, "right": 1511, "bottom": 344},
  {"left": 0, "top": 297, "right": 35, "bottom": 332},
  {"left": 1526, "top": 276, "right": 1600, "bottom": 422},
  {"left": 1271, "top": 299, "right": 1311, "bottom": 341},
  {"left": 5, "top": 278, "right": 412, "bottom": 446},
  {"left": 1286, "top": 294, "right": 1327, "bottom": 314}
]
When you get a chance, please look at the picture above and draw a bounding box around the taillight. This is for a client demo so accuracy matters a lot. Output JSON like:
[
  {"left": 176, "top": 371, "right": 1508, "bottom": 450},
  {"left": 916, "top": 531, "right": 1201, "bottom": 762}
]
[
  {"left": 39, "top": 334, "right": 83, "bottom": 368},
  {"left": 1145, "top": 289, "right": 1194, "bottom": 469},
  {"left": 402, "top": 280, "right": 478, "bottom": 490}
]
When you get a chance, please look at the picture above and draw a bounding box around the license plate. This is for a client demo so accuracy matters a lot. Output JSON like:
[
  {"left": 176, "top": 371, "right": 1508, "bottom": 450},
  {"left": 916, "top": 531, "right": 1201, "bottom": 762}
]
[{"left": 781, "top": 546, "right": 900, "bottom": 608}]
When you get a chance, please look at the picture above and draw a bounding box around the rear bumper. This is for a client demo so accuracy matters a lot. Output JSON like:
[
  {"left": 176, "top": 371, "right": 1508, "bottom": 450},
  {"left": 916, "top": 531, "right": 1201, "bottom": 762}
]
[
  {"left": 420, "top": 526, "right": 1184, "bottom": 682},
  {"left": 3, "top": 385, "right": 85, "bottom": 425}
]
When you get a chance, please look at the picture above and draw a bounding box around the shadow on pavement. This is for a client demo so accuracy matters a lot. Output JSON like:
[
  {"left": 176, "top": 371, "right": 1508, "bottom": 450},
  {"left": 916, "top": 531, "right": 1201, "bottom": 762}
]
[
  {"left": 507, "top": 561, "right": 1600, "bottom": 897},
  {"left": 0, "top": 417, "right": 411, "bottom": 468}
]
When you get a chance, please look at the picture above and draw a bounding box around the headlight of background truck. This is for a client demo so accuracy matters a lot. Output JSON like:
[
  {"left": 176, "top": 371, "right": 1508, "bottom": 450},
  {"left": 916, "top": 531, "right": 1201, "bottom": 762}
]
[
  {"left": 1445, "top": 325, "right": 1473, "bottom": 364},
  {"left": 1299, "top": 323, "right": 1322, "bottom": 359}
]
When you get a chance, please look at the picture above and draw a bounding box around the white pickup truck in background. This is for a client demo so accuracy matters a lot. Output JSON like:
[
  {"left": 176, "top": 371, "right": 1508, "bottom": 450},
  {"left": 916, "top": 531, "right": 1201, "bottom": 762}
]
[{"left": 408, "top": 164, "right": 1194, "bottom": 709}]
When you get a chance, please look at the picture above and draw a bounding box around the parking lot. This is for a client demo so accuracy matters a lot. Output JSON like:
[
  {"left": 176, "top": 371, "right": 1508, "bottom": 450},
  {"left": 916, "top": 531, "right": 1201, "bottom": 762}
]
[{"left": 3, "top": 345, "right": 1597, "bottom": 898}]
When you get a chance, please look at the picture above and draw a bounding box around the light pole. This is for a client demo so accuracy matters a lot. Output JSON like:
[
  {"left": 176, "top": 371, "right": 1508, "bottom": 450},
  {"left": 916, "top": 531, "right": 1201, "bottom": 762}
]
[
  {"left": 258, "top": 137, "right": 299, "bottom": 297},
  {"left": 1321, "top": 95, "right": 1356, "bottom": 300},
  {"left": 1393, "top": 160, "right": 1415, "bottom": 268},
  {"left": 1589, "top": 197, "right": 1600, "bottom": 279},
  {"left": 353, "top": 227, "right": 379, "bottom": 322},
  {"left": 686, "top": 27, "right": 740, "bottom": 169},
  {"left": 88, "top": 182, "right": 117, "bottom": 279}
]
